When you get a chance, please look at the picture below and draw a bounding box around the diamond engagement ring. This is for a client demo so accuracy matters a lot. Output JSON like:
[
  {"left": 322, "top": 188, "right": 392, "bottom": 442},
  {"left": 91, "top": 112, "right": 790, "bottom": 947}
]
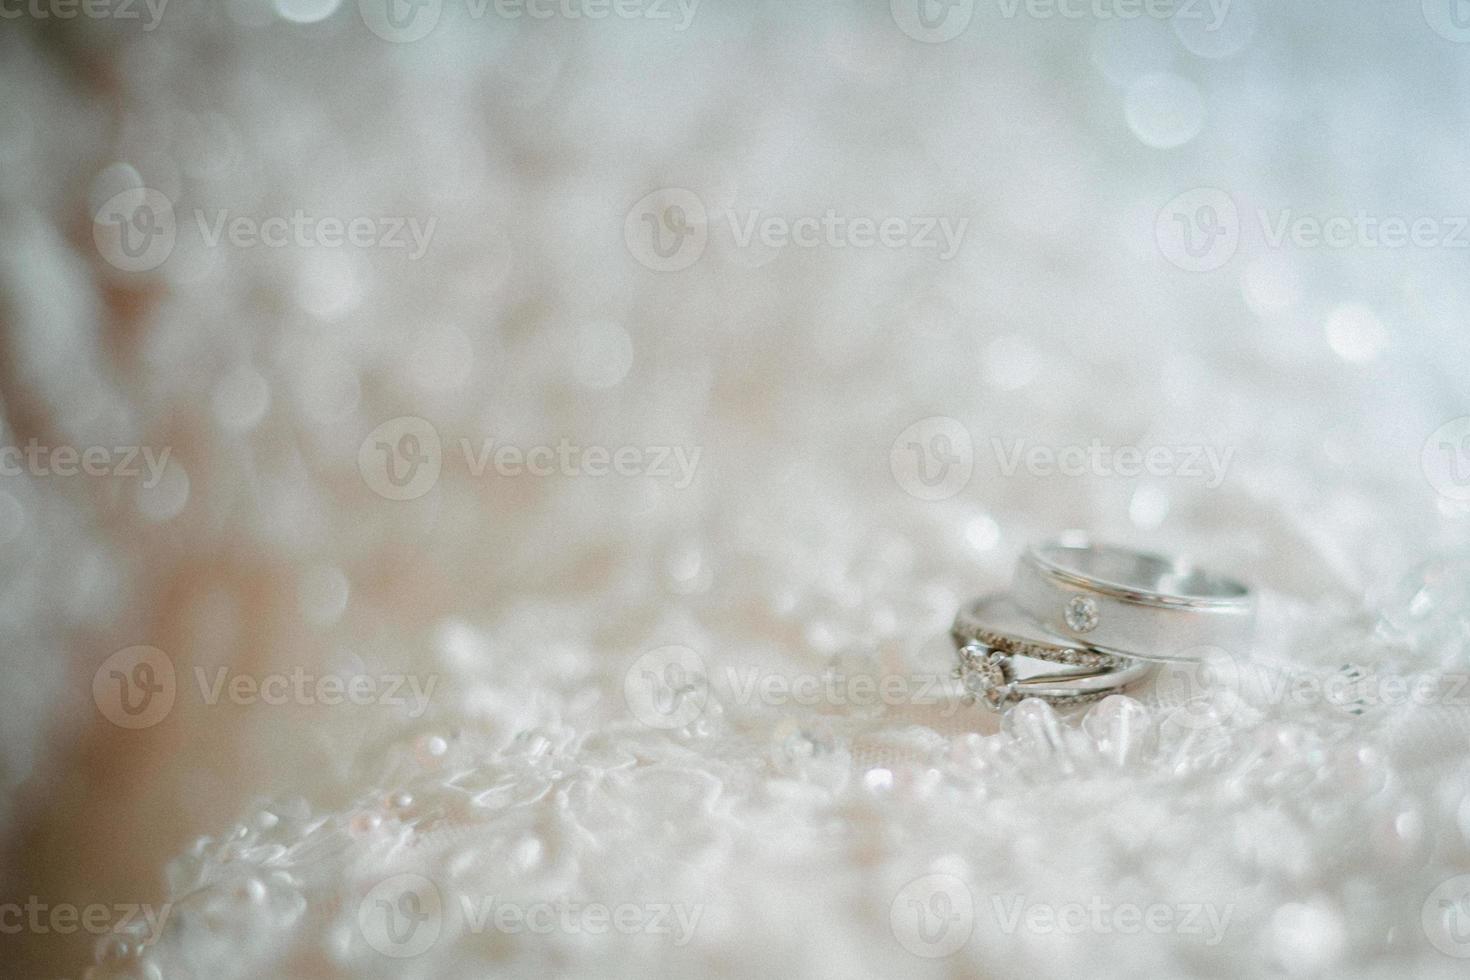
[
  {"left": 951, "top": 593, "right": 1155, "bottom": 710},
  {"left": 1011, "top": 537, "right": 1255, "bottom": 664}
]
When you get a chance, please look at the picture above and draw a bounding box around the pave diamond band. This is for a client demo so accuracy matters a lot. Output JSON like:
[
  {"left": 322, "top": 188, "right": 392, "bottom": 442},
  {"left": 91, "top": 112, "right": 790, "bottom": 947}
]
[
  {"left": 951, "top": 594, "right": 1154, "bottom": 710},
  {"left": 1011, "top": 537, "right": 1255, "bottom": 664},
  {"left": 952, "top": 594, "right": 1127, "bottom": 670}
]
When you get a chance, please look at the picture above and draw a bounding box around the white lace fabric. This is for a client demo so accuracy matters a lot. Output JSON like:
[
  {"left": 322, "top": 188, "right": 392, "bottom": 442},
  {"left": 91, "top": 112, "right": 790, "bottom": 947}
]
[{"left": 2, "top": 4, "right": 1470, "bottom": 979}]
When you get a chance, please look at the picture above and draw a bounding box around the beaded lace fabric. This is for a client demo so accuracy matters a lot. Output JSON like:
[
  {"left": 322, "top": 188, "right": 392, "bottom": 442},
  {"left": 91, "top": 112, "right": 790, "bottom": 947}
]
[{"left": 3, "top": 3, "right": 1470, "bottom": 978}]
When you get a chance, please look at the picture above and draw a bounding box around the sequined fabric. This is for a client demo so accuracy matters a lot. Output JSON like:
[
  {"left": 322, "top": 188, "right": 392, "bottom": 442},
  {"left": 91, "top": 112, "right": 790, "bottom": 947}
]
[{"left": 3, "top": 3, "right": 1470, "bottom": 978}]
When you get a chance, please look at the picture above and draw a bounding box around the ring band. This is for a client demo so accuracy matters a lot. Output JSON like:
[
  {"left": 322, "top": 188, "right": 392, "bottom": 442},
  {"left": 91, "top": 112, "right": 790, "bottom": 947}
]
[
  {"left": 1011, "top": 538, "right": 1255, "bottom": 663},
  {"left": 951, "top": 593, "right": 1154, "bottom": 710}
]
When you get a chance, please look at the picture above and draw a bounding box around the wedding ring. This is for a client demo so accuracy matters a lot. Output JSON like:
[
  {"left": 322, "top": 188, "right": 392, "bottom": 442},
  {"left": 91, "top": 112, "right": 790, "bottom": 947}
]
[
  {"left": 951, "top": 594, "right": 1154, "bottom": 710},
  {"left": 1011, "top": 537, "right": 1255, "bottom": 663}
]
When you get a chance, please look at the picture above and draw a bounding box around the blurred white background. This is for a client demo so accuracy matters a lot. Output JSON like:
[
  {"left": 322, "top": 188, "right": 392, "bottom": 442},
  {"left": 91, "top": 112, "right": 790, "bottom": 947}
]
[{"left": 3, "top": 0, "right": 1470, "bottom": 976}]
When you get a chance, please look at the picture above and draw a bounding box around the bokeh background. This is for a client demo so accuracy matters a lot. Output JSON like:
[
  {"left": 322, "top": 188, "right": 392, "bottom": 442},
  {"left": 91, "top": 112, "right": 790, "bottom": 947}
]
[{"left": 4, "top": 0, "right": 1470, "bottom": 976}]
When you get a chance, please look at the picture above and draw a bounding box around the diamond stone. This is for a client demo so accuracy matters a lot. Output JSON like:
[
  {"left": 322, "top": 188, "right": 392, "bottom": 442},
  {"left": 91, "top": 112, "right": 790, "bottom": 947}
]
[
  {"left": 1064, "top": 595, "right": 1099, "bottom": 633},
  {"left": 957, "top": 644, "right": 1008, "bottom": 708}
]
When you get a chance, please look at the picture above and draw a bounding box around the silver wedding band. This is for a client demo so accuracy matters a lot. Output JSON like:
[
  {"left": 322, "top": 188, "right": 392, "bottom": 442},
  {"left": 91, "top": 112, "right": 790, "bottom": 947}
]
[{"left": 1011, "top": 538, "right": 1254, "bottom": 663}]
